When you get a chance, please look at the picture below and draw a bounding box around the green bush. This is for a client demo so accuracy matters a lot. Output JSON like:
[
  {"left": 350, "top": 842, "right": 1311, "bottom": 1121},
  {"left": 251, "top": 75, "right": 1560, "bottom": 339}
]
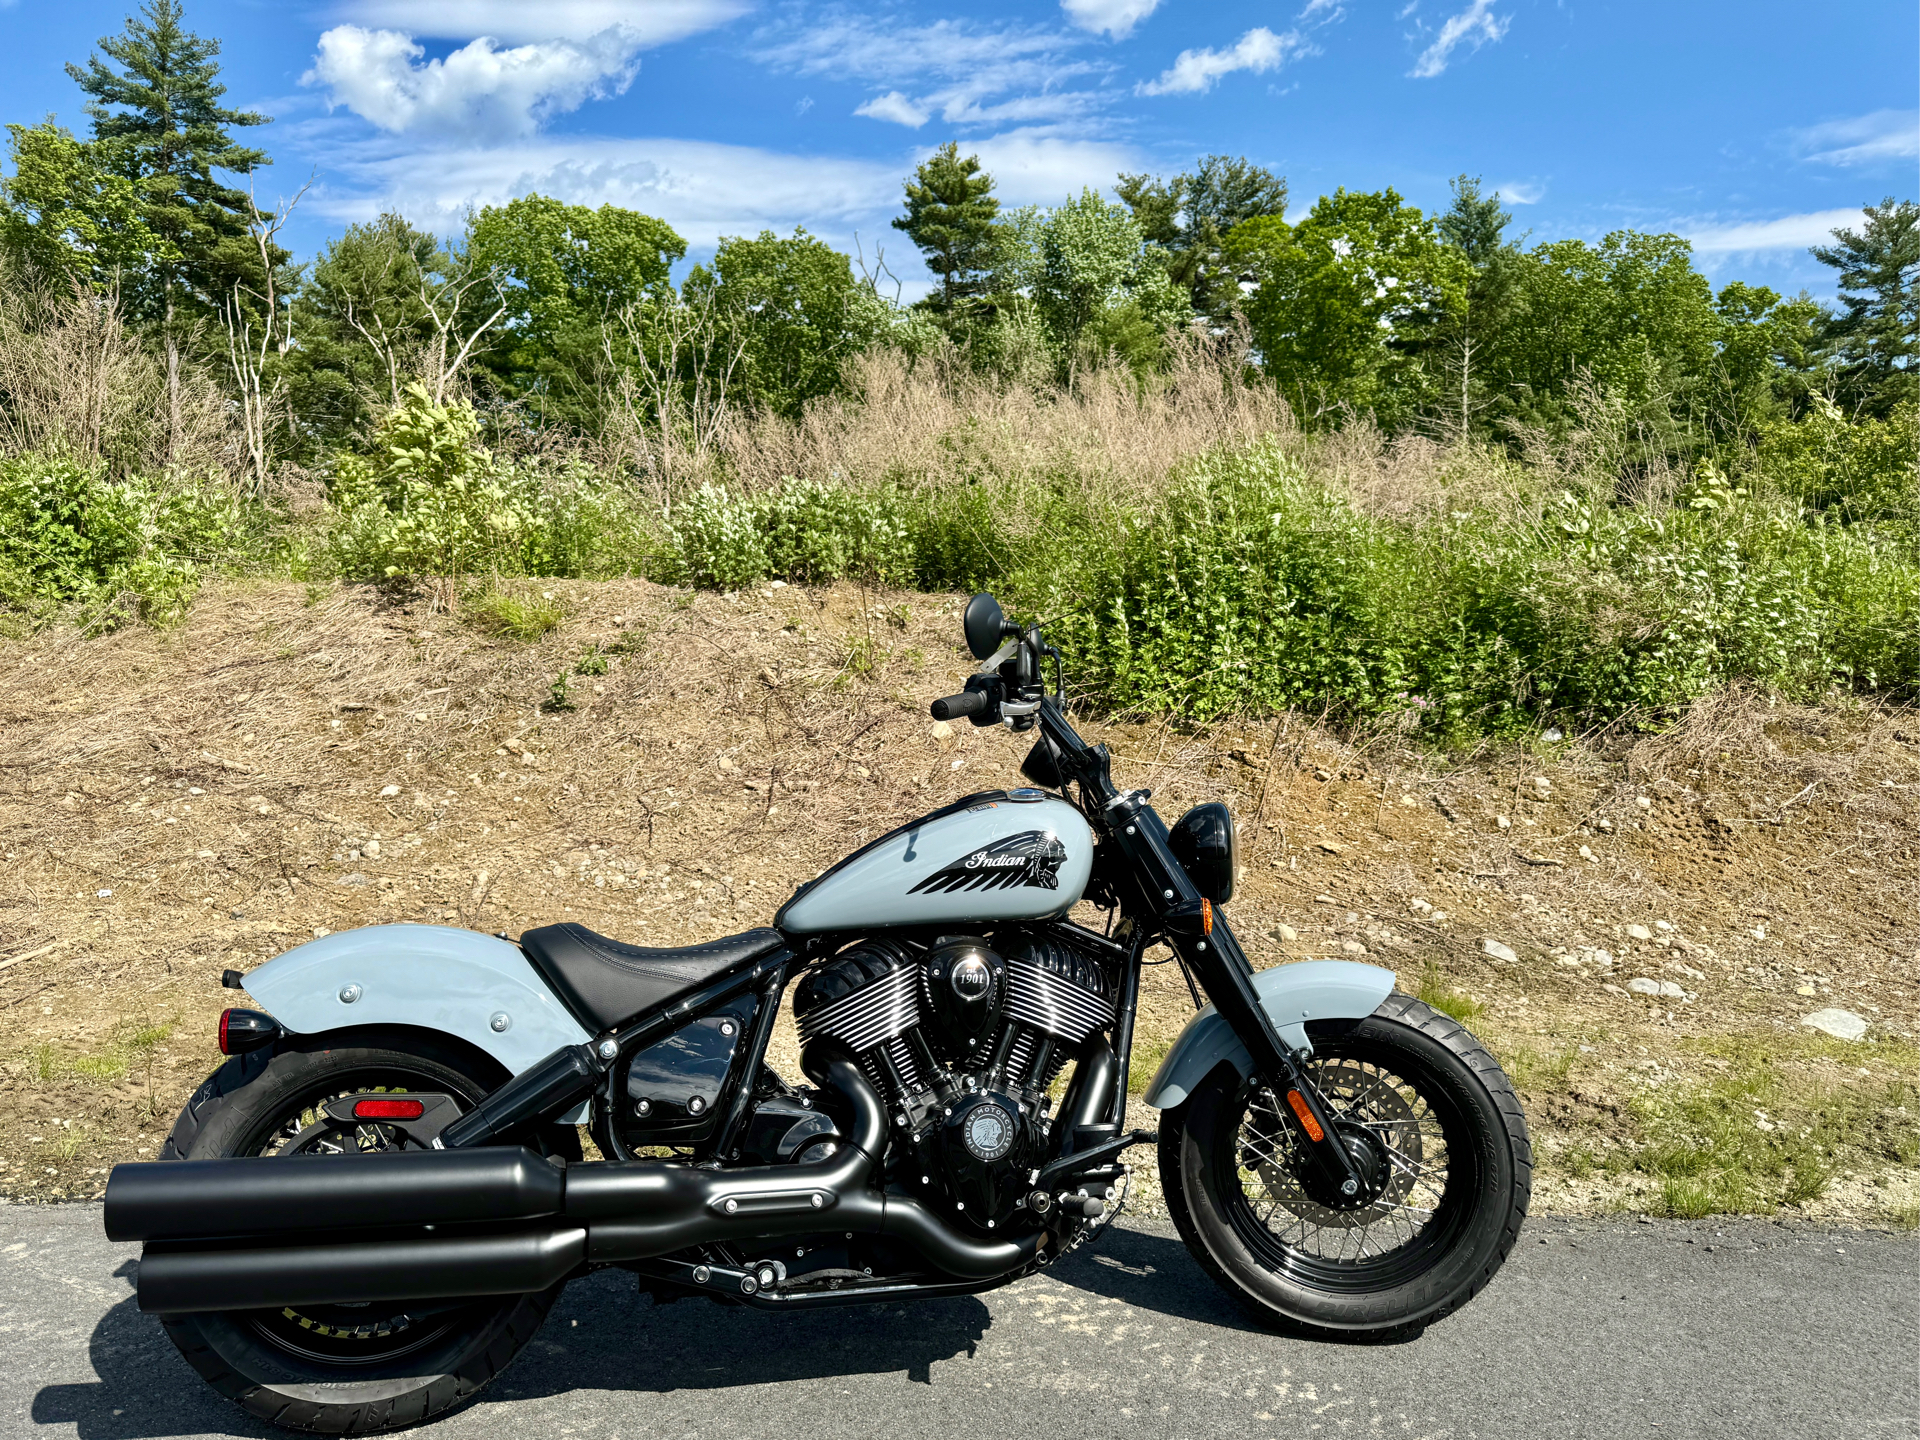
[
  {"left": 1757, "top": 399, "right": 1917, "bottom": 529},
  {"left": 326, "top": 384, "right": 655, "bottom": 583},
  {"left": 668, "top": 478, "right": 915, "bottom": 588},
  {"left": 0, "top": 451, "right": 255, "bottom": 626}
]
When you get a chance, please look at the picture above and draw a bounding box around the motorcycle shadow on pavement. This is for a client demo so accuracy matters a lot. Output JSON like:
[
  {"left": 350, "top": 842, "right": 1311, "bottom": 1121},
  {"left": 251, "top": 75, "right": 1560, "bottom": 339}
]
[{"left": 36, "top": 1260, "right": 998, "bottom": 1439}]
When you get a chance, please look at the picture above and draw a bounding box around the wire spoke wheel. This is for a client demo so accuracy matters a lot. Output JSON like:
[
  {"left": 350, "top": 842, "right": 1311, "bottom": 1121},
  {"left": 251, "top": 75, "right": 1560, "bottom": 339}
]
[{"left": 1160, "top": 996, "right": 1531, "bottom": 1339}]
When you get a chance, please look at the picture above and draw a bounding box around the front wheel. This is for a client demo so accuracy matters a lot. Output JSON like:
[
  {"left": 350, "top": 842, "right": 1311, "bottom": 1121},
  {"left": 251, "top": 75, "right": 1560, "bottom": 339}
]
[
  {"left": 154, "top": 1033, "right": 564, "bottom": 1434},
  {"left": 1159, "top": 993, "right": 1530, "bottom": 1340}
]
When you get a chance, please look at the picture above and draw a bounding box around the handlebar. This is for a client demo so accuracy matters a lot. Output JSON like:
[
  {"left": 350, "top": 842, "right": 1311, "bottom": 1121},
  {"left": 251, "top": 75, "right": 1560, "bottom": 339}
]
[{"left": 930, "top": 690, "right": 988, "bottom": 722}]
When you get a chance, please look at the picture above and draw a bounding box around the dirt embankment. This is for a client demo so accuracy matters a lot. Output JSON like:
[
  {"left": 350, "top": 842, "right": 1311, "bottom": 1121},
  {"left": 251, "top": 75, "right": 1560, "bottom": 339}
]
[{"left": 0, "top": 580, "right": 1914, "bottom": 1223}]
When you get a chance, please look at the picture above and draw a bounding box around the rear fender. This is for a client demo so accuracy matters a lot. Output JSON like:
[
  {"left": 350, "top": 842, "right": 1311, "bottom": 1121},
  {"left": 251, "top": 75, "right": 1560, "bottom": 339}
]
[
  {"left": 240, "top": 925, "right": 593, "bottom": 1122},
  {"left": 1139, "top": 959, "right": 1396, "bottom": 1110}
]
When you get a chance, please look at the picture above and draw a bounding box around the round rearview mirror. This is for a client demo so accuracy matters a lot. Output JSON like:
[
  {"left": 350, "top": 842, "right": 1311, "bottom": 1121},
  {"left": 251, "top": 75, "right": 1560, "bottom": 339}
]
[{"left": 963, "top": 593, "right": 1007, "bottom": 661}]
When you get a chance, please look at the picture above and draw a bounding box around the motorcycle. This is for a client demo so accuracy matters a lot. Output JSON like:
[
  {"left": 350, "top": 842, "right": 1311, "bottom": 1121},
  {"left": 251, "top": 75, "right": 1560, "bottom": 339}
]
[{"left": 105, "top": 593, "right": 1530, "bottom": 1433}]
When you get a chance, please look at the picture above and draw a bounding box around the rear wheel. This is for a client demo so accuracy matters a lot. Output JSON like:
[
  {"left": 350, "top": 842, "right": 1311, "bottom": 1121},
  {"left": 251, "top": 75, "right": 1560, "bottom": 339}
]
[
  {"left": 1159, "top": 994, "right": 1530, "bottom": 1340},
  {"left": 156, "top": 1034, "right": 565, "bottom": 1434}
]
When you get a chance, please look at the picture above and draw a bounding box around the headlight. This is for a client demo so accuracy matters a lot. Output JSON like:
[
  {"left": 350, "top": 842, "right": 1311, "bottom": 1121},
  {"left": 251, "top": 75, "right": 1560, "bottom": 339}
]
[{"left": 1169, "top": 802, "right": 1237, "bottom": 904}]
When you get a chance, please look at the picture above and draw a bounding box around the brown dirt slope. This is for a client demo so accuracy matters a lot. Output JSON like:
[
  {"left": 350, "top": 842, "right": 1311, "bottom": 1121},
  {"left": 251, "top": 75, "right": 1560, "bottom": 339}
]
[{"left": 1, "top": 580, "right": 1914, "bottom": 1224}]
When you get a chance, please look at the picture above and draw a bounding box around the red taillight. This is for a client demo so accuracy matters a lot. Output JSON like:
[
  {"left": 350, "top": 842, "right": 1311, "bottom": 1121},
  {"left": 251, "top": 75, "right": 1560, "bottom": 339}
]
[
  {"left": 353, "top": 1098, "right": 426, "bottom": 1120},
  {"left": 217, "top": 1008, "right": 233, "bottom": 1055}
]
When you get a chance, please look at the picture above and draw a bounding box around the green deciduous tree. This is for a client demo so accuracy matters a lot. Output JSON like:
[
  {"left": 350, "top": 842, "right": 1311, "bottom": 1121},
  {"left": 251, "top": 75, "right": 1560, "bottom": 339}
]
[
  {"left": 0, "top": 121, "right": 161, "bottom": 289},
  {"left": 892, "top": 142, "right": 1000, "bottom": 320},
  {"left": 466, "top": 195, "right": 685, "bottom": 425},
  {"left": 1034, "top": 189, "right": 1190, "bottom": 377},
  {"left": 1811, "top": 198, "right": 1919, "bottom": 417},
  {"left": 1228, "top": 188, "right": 1468, "bottom": 425}
]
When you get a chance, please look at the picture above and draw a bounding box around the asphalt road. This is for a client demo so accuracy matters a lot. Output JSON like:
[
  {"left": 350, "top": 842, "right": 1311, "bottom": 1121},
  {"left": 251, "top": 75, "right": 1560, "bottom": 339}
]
[{"left": 1, "top": 1204, "right": 1913, "bottom": 1440}]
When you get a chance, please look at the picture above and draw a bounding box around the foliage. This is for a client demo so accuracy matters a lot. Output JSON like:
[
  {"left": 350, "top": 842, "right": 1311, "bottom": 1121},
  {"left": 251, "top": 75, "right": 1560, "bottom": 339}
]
[
  {"left": 893, "top": 142, "right": 1001, "bottom": 320},
  {"left": 466, "top": 587, "right": 566, "bottom": 641},
  {"left": 1810, "top": 198, "right": 1919, "bottom": 417},
  {"left": 1757, "top": 397, "right": 1918, "bottom": 529},
  {"left": 1034, "top": 189, "right": 1192, "bottom": 373},
  {"left": 0, "top": 450, "right": 252, "bottom": 624},
  {"left": 0, "top": 123, "right": 161, "bottom": 289},
  {"left": 325, "top": 384, "right": 648, "bottom": 582},
  {"left": 1117, "top": 154, "right": 1287, "bottom": 319},
  {"left": 1229, "top": 189, "right": 1470, "bottom": 426},
  {"left": 685, "top": 228, "right": 888, "bottom": 418}
]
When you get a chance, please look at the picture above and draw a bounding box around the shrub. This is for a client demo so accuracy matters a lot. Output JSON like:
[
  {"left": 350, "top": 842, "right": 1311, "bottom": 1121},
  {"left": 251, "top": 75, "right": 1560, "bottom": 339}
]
[{"left": 0, "top": 451, "right": 255, "bottom": 626}]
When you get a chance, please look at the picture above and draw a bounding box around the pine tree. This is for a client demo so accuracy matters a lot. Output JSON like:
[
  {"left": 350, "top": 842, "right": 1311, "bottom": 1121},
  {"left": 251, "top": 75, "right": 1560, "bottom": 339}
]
[
  {"left": 67, "top": 0, "right": 272, "bottom": 330},
  {"left": 1811, "top": 197, "right": 1919, "bottom": 416},
  {"left": 892, "top": 143, "right": 1000, "bottom": 318},
  {"left": 1118, "top": 154, "right": 1286, "bottom": 319},
  {"left": 1436, "top": 175, "right": 1510, "bottom": 266}
]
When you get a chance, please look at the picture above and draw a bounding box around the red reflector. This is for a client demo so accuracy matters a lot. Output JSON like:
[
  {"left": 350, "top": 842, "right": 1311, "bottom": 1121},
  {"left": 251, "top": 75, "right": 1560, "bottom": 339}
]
[
  {"left": 217, "top": 1008, "right": 233, "bottom": 1055},
  {"left": 353, "top": 1098, "right": 426, "bottom": 1120}
]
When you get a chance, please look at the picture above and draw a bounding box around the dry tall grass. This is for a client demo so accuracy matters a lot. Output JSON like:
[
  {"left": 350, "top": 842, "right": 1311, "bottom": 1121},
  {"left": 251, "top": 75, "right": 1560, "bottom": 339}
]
[
  {"left": 720, "top": 326, "right": 1292, "bottom": 501},
  {"left": 0, "top": 273, "right": 241, "bottom": 474}
]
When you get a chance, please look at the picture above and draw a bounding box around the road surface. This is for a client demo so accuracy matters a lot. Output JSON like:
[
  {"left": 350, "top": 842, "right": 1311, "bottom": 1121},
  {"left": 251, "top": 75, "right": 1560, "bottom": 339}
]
[{"left": 1, "top": 1204, "right": 1913, "bottom": 1439}]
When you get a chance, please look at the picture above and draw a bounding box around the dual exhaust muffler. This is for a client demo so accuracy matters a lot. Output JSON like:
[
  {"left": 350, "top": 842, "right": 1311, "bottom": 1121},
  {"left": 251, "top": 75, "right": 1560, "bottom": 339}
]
[{"left": 107, "top": 1059, "right": 1037, "bottom": 1314}]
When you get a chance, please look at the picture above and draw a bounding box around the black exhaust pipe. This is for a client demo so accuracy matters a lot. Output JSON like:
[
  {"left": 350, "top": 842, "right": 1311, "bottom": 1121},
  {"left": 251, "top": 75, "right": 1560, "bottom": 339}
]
[
  {"left": 106, "top": 1146, "right": 564, "bottom": 1243},
  {"left": 137, "top": 1228, "right": 586, "bottom": 1314},
  {"left": 111, "top": 1057, "right": 1036, "bottom": 1312}
]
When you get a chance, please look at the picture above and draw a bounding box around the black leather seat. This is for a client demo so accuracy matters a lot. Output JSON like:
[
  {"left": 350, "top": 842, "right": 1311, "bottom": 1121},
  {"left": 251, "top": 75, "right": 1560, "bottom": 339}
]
[{"left": 518, "top": 924, "right": 787, "bottom": 1034}]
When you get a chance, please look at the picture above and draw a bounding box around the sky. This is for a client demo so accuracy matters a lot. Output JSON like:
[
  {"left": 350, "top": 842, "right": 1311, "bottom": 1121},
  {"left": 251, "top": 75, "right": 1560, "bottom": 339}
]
[{"left": 2, "top": 0, "right": 1915, "bottom": 301}]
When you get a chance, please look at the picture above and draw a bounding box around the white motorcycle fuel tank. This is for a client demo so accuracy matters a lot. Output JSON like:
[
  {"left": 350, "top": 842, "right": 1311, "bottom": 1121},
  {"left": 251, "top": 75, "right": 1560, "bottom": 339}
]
[{"left": 776, "top": 789, "right": 1094, "bottom": 934}]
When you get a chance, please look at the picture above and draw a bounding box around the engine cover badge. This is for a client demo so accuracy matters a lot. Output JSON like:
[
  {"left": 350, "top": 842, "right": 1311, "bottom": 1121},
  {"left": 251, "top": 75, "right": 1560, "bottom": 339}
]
[{"left": 962, "top": 1102, "right": 1014, "bottom": 1161}]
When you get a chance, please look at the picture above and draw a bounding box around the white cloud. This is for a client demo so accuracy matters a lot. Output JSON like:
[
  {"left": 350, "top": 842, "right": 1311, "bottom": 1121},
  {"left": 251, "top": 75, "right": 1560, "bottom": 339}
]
[
  {"left": 964, "top": 131, "right": 1143, "bottom": 205},
  {"left": 1138, "top": 27, "right": 1303, "bottom": 96},
  {"left": 757, "top": 15, "right": 1112, "bottom": 133},
  {"left": 1495, "top": 180, "right": 1542, "bottom": 204},
  {"left": 1791, "top": 109, "right": 1919, "bottom": 168},
  {"left": 304, "top": 25, "right": 640, "bottom": 140},
  {"left": 329, "top": 0, "right": 747, "bottom": 46},
  {"left": 1409, "top": 0, "right": 1509, "bottom": 78},
  {"left": 856, "top": 91, "right": 931, "bottom": 128},
  {"left": 1299, "top": 0, "right": 1344, "bottom": 18},
  {"left": 1687, "top": 208, "right": 1866, "bottom": 253},
  {"left": 1060, "top": 0, "right": 1161, "bottom": 40}
]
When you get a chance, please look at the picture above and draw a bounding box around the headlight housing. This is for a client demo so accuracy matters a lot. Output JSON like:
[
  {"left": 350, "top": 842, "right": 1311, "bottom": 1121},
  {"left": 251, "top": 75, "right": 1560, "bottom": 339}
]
[{"left": 1169, "top": 802, "right": 1237, "bottom": 904}]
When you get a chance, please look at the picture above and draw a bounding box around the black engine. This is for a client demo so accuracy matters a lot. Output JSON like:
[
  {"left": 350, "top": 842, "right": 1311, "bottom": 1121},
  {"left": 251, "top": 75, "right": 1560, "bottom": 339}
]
[{"left": 790, "top": 928, "right": 1115, "bottom": 1232}]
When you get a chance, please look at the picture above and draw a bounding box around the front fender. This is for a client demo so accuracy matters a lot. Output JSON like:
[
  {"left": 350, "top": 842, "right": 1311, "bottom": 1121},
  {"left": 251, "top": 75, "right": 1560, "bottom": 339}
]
[
  {"left": 242, "top": 925, "right": 592, "bottom": 1093},
  {"left": 1139, "top": 959, "right": 1396, "bottom": 1110}
]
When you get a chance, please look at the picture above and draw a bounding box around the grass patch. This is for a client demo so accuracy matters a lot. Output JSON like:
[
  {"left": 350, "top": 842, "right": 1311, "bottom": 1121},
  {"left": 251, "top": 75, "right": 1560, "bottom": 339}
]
[
  {"left": 1417, "top": 969, "right": 1483, "bottom": 1023},
  {"left": 1128, "top": 1039, "right": 1175, "bottom": 1095},
  {"left": 467, "top": 588, "right": 566, "bottom": 641}
]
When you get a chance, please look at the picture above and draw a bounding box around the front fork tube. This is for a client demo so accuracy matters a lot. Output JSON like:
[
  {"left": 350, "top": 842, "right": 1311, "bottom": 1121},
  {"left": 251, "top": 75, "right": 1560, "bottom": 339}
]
[{"left": 1170, "top": 909, "right": 1366, "bottom": 1197}]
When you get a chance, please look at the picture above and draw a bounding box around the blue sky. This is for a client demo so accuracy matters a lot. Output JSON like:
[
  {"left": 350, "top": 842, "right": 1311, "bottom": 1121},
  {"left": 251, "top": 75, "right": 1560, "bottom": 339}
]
[{"left": 4, "top": 0, "right": 1915, "bottom": 300}]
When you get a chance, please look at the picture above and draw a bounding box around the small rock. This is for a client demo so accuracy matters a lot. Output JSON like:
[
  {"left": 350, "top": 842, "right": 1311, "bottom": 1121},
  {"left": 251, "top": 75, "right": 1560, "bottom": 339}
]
[
  {"left": 339, "top": 873, "right": 368, "bottom": 887},
  {"left": 1531, "top": 776, "right": 1552, "bottom": 795},
  {"left": 196, "top": 849, "right": 216, "bottom": 860},
  {"left": 1625, "top": 923, "right": 1652, "bottom": 941},
  {"left": 1543, "top": 727, "right": 1564, "bottom": 743},
  {"left": 379, "top": 784, "right": 401, "bottom": 797},
  {"left": 1495, "top": 814, "right": 1511, "bottom": 830},
  {"left": 769, "top": 580, "right": 786, "bottom": 589},
  {"left": 1341, "top": 940, "right": 1369, "bottom": 956},
  {"left": 1430, "top": 910, "right": 1450, "bottom": 922},
  {"left": 1603, "top": 983, "right": 1626, "bottom": 995},
  {"left": 1655, "top": 920, "right": 1675, "bottom": 932},
  {"left": 1627, "top": 977, "right": 1662, "bottom": 995},
  {"left": 1795, "top": 982, "right": 1817, "bottom": 997},
  {"left": 930, "top": 721, "right": 954, "bottom": 741},
  {"left": 313, "top": 927, "right": 331, "bottom": 938},
  {"left": 1317, "top": 841, "right": 1346, "bottom": 855},
  {"left": 1596, "top": 817, "right": 1613, "bottom": 832},
  {"left": 1480, "top": 938, "right": 1519, "bottom": 964},
  {"left": 1314, "top": 894, "right": 1338, "bottom": 905},
  {"left": 1273, "top": 924, "right": 1299, "bottom": 943},
  {"left": 1409, "top": 898, "right": 1433, "bottom": 915},
  {"left": 1636, "top": 796, "right": 1653, "bottom": 809},
  {"left": 1313, "top": 768, "right": 1333, "bottom": 782},
  {"left": 1578, "top": 845, "right": 1595, "bottom": 861},
  {"left": 1750, "top": 925, "right": 1767, "bottom": 941},
  {"left": 1801, "top": 1009, "right": 1868, "bottom": 1042},
  {"left": 1591, "top": 948, "right": 1615, "bottom": 966},
  {"left": 1658, "top": 980, "right": 1686, "bottom": 998},
  {"left": 951, "top": 758, "right": 965, "bottom": 770},
  {"left": 363, "top": 840, "right": 382, "bottom": 857},
  {"left": 716, "top": 756, "right": 739, "bottom": 773},
  {"left": 1674, "top": 963, "right": 1706, "bottom": 982}
]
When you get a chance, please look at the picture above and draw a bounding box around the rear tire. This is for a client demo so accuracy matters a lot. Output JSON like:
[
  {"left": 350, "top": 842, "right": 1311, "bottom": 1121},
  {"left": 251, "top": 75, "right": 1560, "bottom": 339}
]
[
  {"left": 1159, "top": 993, "right": 1530, "bottom": 1341},
  {"left": 155, "top": 1033, "right": 564, "bottom": 1434}
]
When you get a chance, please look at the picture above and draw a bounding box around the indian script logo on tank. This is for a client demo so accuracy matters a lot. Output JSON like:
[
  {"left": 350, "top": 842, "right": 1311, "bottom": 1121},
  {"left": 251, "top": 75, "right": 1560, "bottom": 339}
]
[{"left": 908, "top": 830, "right": 1067, "bottom": 894}]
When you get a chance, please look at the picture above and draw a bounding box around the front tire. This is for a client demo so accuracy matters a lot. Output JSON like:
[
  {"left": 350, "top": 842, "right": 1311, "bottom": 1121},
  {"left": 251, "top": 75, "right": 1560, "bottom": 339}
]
[
  {"left": 1159, "top": 993, "right": 1530, "bottom": 1340},
  {"left": 155, "top": 1033, "right": 564, "bottom": 1434}
]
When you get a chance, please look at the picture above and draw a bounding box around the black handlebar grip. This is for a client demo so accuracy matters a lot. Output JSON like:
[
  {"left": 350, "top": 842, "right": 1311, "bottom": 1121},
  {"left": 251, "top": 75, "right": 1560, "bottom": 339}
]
[{"left": 930, "top": 690, "right": 988, "bottom": 721}]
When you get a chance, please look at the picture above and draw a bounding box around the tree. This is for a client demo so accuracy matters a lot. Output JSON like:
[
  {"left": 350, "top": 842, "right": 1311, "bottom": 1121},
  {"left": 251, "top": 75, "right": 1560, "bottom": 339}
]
[
  {"left": 466, "top": 195, "right": 684, "bottom": 424},
  {"left": 0, "top": 121, "right": 160, "bottom": 288},
  {"left": 1227, "top": 189, "right": 1468, "bottom": 425},
  {"left": 67, "top": 0, "right": 272, "bottom": 322},
  {"left": 1118, "top": 154, "right": 1286, "bottom": 319},
  {"left": 1811, "top": 197, "right": 1919, "bottom": 417},
  {"left": 1033, "top": 189, "right": 1190, "bottom": 377},
  {"left": 1435, "top": 174, "right": 1510, "bottom": 266},
  {"left": 892, "top": 143, "right": 1000, "bottom": 320},
  {"left": 684, "top": 228, "right": 885, "bottom": 418}
]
